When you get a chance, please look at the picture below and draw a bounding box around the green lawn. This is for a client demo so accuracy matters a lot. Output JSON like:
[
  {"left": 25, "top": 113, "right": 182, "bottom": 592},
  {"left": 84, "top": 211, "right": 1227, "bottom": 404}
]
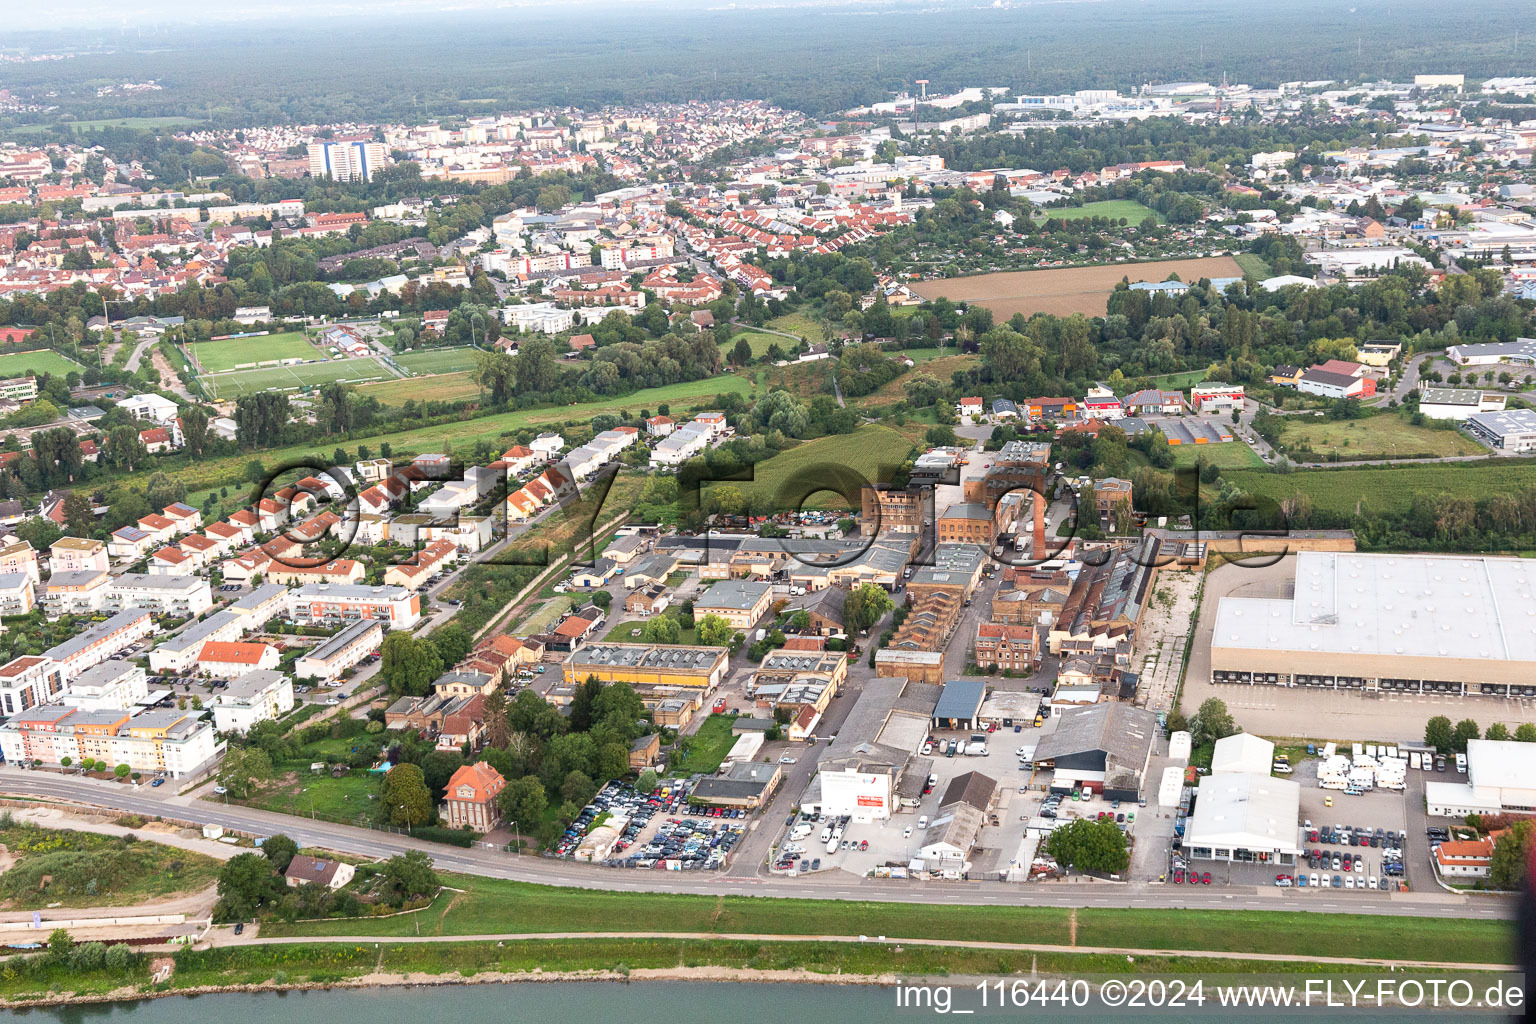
[
  {"left": 1148, "top": 369, "right": 1209, "bottom": 390},
  {"left": 671, "top": 714, "right": 738, "bottom": 774},
  {"left": 1171, "top": 441, "right": 1266, "bottom": 470},
  {"left": 765, "top": 311, "right": 825, "bottom": 342},
  {"left": 1233, "top": 252, "right": 1275, "bottom": 279},
  {"left": 243, "top": 770, "right": 382, "bottom": 827},
  {"left": 11, "top": 116, "right": 201, "bottom": 134},
  {"left": 190, "top": 331, "right": 318, "bottom": 372},
  {"left": 256, "top": 872, "right": 1516, "bottom": 965},
  {"left": 398, "top": 347, "right": 479, "bottom": 375},
  {"left": 359, "top": 371, "right": 480, "bottom": 405},
  {"left": 1038, "top": 199, "right": 1162, "bottom": 224},
  {"left": 200, "top": 357, "right": 396, "bottom": 398},
  {"left": 0, "top": 349, "right": 84, "bottom": 377},
  {"left": 1224, "top": 459, "right": 1536, "bottom": 517},
  {"left": 717, "top": 424, "right": 914, "bottom": 511},
  {"left": 736, "top": 330, "right": 793, "bottom": 359},
  {"left": 1276, "top": 413, "right": 1487, "bottom": 459}
]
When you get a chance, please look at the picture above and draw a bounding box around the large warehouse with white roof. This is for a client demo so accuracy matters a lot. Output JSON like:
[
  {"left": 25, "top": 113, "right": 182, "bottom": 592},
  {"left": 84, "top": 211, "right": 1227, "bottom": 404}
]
[{"left": 1210, "top": 551, "right": 1536, "bottom": 697}]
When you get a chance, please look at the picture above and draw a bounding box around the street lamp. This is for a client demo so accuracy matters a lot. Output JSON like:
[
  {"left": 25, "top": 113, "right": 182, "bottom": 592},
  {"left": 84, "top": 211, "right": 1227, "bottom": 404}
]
[{"left": 302, "top": 786, "right": 315, "bottom": 819}]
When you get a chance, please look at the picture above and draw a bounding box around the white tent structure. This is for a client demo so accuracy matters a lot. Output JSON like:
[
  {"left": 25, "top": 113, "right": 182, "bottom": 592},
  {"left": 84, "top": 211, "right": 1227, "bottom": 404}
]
[{"left": 1211, "top": 732, "right": 1274, "bottom": 775}]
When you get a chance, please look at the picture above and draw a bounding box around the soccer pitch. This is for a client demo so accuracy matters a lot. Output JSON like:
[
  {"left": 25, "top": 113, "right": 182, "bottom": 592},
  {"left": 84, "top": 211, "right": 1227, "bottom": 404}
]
[
  {"left": 0, "top": 349, "right": 85, "bottom": 377},
  {"left": 189, "top": 331, "right": 318, "bottom": 372},
  {"left": 397, "top": 347, "right": 479, "bottom": 375},
  {"left": 200, "top": 357, "right": 395, "bottom": 399}
]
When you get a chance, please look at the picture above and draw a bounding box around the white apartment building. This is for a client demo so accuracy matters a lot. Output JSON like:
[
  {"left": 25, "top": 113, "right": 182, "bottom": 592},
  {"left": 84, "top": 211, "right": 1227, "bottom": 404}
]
[
  {"left": 103, "top": 574, "right": 214, "bottom": 617},
  {"left": 308, "top": 140, "right": 387, "bottom": 182},
  {"left": 288, "top": 583, "right": 422, "bottom": 631},
  {"left": 0, "top": 655, "right": 65, "bottom": 716},
  {"left": 211, "top": 669, "right": 294, "bottom": 733},
  {"left": 63, "top": 660, "right": 148, "bottom": 711},
  {"left": 295, "top": 620, "right": 383, "bottom": 683}
]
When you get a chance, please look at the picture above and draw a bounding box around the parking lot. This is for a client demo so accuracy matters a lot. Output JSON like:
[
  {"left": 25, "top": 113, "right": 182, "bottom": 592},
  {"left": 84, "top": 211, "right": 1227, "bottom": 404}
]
[
  {"left": 552, "top": 778, "right": 748, "bottom": 869},
  {"left": 770, "top": 720, "right": 1145, "bottom": 882}
]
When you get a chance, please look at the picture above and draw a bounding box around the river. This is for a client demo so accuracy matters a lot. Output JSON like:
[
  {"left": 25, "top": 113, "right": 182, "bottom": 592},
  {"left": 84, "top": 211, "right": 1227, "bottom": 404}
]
[{"left": 5, "top": 980, "right": 1392, "bottom": 1022}]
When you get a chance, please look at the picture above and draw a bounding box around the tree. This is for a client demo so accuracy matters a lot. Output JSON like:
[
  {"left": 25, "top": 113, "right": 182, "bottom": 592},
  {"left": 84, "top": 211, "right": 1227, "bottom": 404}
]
[
  {"left": 1490, "top": 820, "right": 1534, "bottom": 890},
  {"left": 375, "top": 849, "right": 439, "bottom": 906},
  {"left": 1452, "top": 718, "right": 1481, "bottom": 753},
  {"left": 428, "top": 623, "right": 473, "bottom": 667},
  {"left": 1191, "top": 698, "right": 1236, "bottom": 749},
  {"left": 1516, "top": 723, "right": 1536, "bottom": 743},
  {"left": 61, "top": 490, "right": 94, "bottom": 535},
  {"left": 104, "top": 943, "right": 132, "bottom": 972},
  {"left": 472, "top": 350, "right": 518, "bottom": 404},
  {"left": 113, "top": 763, "right": 130, "bottom": 779},
  {"left": 1486, "top": 723, "right": 1511, "bottom": 742},
  {"left": 1425, "top": 715, "right": 1454, "bottom": 754},
  {"left": 15, "top": 517, "right": 62, "bottom": 552},
  {"left": 696, "top": 613, "right": 735, "bottom": 648},
  {"left": 844, "top": 583, "right": 895, "bottom": 634},
  {"left": 497, "top": 775, "right": 547, "bottom": 828},
  {"left": 636, "top": 768, "right": 658, "bottom": 794},
  {"left": 47, "top": 927, "right": 72, "bottom": 965},
  {"left": 730, "top": 336, "right": 753, "bottom": 366},
  {"left": 641, "top": 614, "right": 681, "bottom": 644},
  {"left": 218, "top": 746, "right": 274, "bottom": 798},
  {"left": 215, "top": 852, "right": 283, "bottom": 920},
  {"left": 1044, "top": 818, "right": 1130, "bottom": 875},
  {"left": 260, "top": 833, "right": 298, "bottom": 873},
  {"left": 380, "top": 631, "right": 443, "bottom": 697},
  {"left": 381, "top": 763, "right": 433, "bottom": 828}
]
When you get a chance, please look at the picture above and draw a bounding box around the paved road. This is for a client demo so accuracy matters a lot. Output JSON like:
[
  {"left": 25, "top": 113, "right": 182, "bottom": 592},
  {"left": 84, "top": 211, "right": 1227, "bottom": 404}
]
[{"left": 1, "top": 764, "right": 1510, "bottom": 920}]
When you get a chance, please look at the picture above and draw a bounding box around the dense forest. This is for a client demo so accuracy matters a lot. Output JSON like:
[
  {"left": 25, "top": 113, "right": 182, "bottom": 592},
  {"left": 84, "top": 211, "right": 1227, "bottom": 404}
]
[{"left": 2, "top": 0, "right": 1533, "bottom": 128}]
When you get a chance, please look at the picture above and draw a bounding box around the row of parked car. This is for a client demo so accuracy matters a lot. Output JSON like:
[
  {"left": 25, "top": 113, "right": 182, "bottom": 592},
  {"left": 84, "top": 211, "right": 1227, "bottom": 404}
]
[
  {"left": 614, "top": 817, "right": 743, "bottom": 869},
  {"left": 1307, "top": 824, "right": 1403, "bottom": 849},
  {"left": 553, "top": 778, "right": 695, "bottom": 859}
]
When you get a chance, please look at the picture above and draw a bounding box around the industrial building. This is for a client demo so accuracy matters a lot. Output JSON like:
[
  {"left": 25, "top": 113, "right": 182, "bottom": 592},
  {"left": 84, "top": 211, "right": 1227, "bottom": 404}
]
[
  {"left": 1417, "top": 388, "right": 1505, "bottom": 421},
  {"left": 1424, "top": 739, "right": 1536, "bottom": 816},
  {"left": 1182, "top": 772, "right": 1301, "bottom": 865},
  {"left": 1211, "top": 551, "right": 1536, "bottom": 696},
  {"left": 1446, "top": 339, "right": 1536, "bottom": 366},
  {"left": 1464, "top": 408, "right": 1536, "bottom": 453},
  {"left": 1031, "top": 702, "right": 1157, "bottom": 801},
  {"left": 563, "top": 643, "right": 729, "bottom": 693}
]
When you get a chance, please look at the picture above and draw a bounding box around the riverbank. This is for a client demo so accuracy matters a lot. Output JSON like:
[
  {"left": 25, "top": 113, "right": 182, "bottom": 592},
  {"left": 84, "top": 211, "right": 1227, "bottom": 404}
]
[{"left": 0, "top": 936, "right": 1502, "bottom": 1008}]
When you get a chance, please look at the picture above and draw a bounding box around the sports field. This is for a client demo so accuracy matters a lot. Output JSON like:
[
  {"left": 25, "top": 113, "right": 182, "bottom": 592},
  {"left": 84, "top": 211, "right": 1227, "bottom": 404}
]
[
  {"left": 910, "top": 256, "right": 1244, "bottom": 318},
  {"left": 190, "top": 331, "right": 318, "bottom": 372},
  {"left": 0, "top": 349, "right": 84, "bottom": 377},
  {"left": 398, "top": 347, "right": 479, "bottom": 375},
  {"left": 200, "top": 357, "right": 396, "bottom": 398}
]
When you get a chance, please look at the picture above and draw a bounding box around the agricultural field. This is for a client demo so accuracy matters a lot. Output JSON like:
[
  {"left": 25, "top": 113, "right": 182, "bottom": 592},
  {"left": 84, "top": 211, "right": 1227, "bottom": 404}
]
[
  {"left": 397, "top": 347, "right": 479, "bottom": 375},
  {"left": 910, "top": 256, "right": 1244, "bottom": 319},
  {"left": 189, "top": 331, "right": 319, "bottom": 373},
  {"left": 1274, "top": 412, "right": 1487, "bottom": 460},
  {"left": 200, "top": 356, "right": 396, "bottom": 399},
  {"left": 0, "top": 349, "right": 84, "bottom": 377},
  {"left": 1225, "top": 459, "right": 1536, "bottom": 517},
  {"left": 359, "top": 371, "right": 480, "bottom": 405},
  {"left": 1037, "top": 199, "right": 1161, "bottom": 224},
  {"left": 711, "top": 424, "right": 914, "bottom": 510}
]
